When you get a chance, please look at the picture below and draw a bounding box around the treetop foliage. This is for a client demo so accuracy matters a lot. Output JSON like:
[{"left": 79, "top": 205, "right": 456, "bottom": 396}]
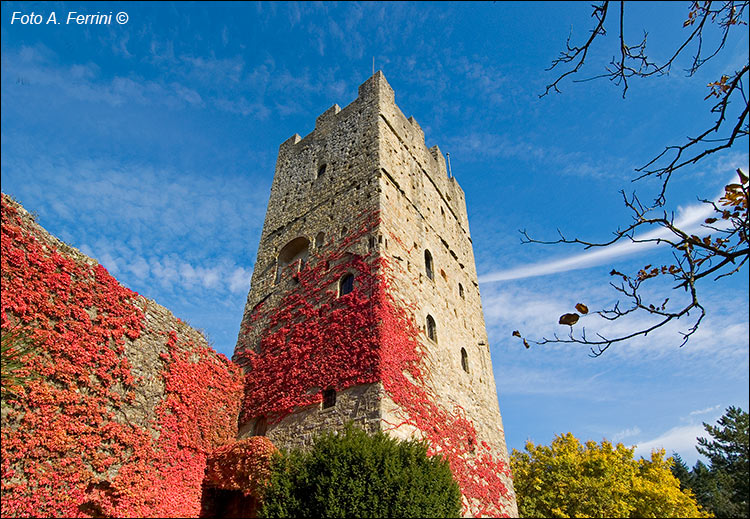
[
  {"left": 691, "top": 406, "right": 749, "bottom": 517},
  {"left": 511, "top": 432, "right": 710, "bottom": 518},
  {"left": 258, "top": 424, "right": 462, "bottom": 518}
]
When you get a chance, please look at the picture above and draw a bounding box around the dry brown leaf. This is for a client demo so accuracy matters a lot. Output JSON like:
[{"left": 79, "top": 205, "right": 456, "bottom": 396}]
[{"left": 559, "top": 313, "right": 580, "bottom": 326}]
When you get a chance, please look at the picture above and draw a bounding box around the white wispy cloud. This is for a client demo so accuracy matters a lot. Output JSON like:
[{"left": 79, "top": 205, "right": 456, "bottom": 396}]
[
  {"left": 228, "top": 267, "right": 254, "bottom": 293},
  {"left": 78, "top": 243, "right": 254, "bottom": 297},
  {"left": 2, "top": 44, "right": 305, "bottom": 121},
  {"left": 689, "top": 404, "right": 722, "bottom": 416},
  {"left": 612, "top": 426, "right": 642, "bottom": 442},
  {"left": 495, "top": 362, "right": 615, "bottom": 399},
  {"left": 479, "top": 196, "right": 720, "bottom": 284},
  {"left": 481, "top": 270, "right": 749, "bottom": 370},
  {"left": 633, "top": 423, "right": 707, "bottom": 460},
  {"left": 4, "top": 45, "right": 210, "bottom": 111}
]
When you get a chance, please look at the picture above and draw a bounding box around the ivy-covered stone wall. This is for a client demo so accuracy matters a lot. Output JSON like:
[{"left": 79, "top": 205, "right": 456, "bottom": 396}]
[{"left": 1, "top": 194, "right": 244, "bottom": 518}]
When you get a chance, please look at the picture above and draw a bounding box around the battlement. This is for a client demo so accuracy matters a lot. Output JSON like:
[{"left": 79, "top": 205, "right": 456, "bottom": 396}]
[
  {"left": 357, "top": 70, "right": 395, "bottom": 102},
  {"left": 275, "top": 72, "right": 469, "bottom": 234},
  {"left": 275, "top": 73, "right": 425, "bottom": 153},
  {"left": 279, "top": 71, "right": 392, "bottom": 153}
]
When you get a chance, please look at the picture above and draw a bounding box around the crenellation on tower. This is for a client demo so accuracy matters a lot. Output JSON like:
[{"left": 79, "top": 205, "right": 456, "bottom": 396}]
[
  {"left": 235, "top": 71, "right": 517, "bottom": 517},
  {"left": 314, "top": 104, "right": 342, "bottom": 140},
  {"left": 357, "top": 70, "right": 395, "bottom": 104},
  {"left": 429, "top": 143, "right": 446, "bottom": 171},
  {"left": 407, "top": 115, "right": 425, "bottom": 142},
  {"left": 279, "top": 132, "right": 302, "bottom": 151}
]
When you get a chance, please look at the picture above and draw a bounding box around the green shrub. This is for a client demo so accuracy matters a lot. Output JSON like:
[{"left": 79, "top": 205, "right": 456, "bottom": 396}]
[{"left": 259, "top": 424, "right": 462, "bottom": 518}]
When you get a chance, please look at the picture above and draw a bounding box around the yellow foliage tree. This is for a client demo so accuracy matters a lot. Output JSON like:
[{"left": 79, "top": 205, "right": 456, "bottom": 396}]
[{"left": 510, "top": 432, "right": 711, "bottom": 518}]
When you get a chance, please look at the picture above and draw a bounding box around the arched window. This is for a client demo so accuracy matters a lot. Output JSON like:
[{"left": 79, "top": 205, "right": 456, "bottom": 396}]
[
  {"left": 339, "top": 273, "right": 354, "bottom": 297},
  {"left": 426, "top": 315, "right": 437, "bottom": 342},
  {"left": 461, "top": 347, "right": 469, "bottom": 373},
  {"left": 425, "top": 250, "right": 434, "bottom": 280},
  {"left": 315, "top": 232, "right": 325, "bottom": 249},
  {"left": 458, "top": 283, "right": 464, "bottom": 299},
  {"left": 275, "top": 237, "right": 309, "bottom": 284}
]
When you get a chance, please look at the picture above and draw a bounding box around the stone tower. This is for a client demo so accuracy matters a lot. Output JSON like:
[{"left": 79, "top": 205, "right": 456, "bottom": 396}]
[{"left": 234, "top": 72, "right": 517, "bottom": 517}]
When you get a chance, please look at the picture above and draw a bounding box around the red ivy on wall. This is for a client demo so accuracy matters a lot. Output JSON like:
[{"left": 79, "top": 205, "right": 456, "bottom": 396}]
[
  {"left": 236, "top": 210, "right": 513, "bottom": 517},
  {"left": 204, "top": 436, "right": 278, "bottom": 497},
  {"left": 1, "top": 196, "right": 243, "bottom": 518}
]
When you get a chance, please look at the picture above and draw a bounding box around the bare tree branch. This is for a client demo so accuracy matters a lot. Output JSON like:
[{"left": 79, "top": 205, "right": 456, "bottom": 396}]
[{"left": 518, "top": 2, "right": 749, "bottom": 354}]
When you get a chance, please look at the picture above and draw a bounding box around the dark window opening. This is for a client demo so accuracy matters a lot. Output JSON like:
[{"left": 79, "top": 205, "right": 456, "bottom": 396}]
[
  {"left": 425, "top": 250, "right": 434, "bottom": 280},
  {"left": 322, "top": 388, "right": 336, "bottom": 409},
  {"left": 339, "top": 273, "right": 354, "bottom": 297},
  {"left": 315, "top": 232, "right": 325, "bottom": 249},
  {"left": 341, "top": 226, "right": 348, "bottom": 237},
  {"left": 461, "top": 347, "right": 469, "bottom": 373},
  {"left": 254, "top": 416, "right": 268, "bottom": 436},
  {"left": 426, "top": 315, "right": 437, "bottom": 342},
  {"left": 459, "top": 283, "right": 464, "bottom": 299},
  {"left": 317, "top": 164, "right": 327, "bottom": 178}
]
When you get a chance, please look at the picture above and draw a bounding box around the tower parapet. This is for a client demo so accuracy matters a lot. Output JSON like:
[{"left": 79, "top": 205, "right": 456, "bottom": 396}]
[{"left": 235, "top": 72, "right": 517, "bottom": 517}]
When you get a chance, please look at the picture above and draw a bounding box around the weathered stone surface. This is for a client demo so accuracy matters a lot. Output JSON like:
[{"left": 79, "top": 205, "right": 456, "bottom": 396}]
[
  {"left": 235, "top": 72, "right": 518, "bottom": 516},
  {"left": 1, "top": 194, "right": 243, "bottom": 518}
]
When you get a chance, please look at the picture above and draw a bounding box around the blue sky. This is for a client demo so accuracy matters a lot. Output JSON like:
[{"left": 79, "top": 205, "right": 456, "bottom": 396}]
[{"left": 2, "top": 1, "right": 748, "bottom": 467}]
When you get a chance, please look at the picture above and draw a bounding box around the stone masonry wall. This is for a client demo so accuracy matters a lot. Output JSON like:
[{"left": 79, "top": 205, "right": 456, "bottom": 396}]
[
  {"left": 1, "top": 194, "right": 243, "bottom": 518},
  {"left": 234, "top": 72, "right": 517, "bottom": 517},
  {"left": 372, "top": 73, "right": 517, "bottom": 516},
  {"left": 235, "top": 75, "right": 388, "bottom": 447}
]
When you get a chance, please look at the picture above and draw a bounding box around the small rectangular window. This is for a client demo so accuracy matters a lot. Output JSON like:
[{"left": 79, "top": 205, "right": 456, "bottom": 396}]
[{"left": 322, "top": 389, "right": 336, "bottom": 409}]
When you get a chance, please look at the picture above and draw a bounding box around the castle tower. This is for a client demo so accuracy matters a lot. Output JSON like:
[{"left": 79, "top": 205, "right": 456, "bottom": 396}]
[{"left": 234, "top": 72, "right": 517, "bottom": 517}]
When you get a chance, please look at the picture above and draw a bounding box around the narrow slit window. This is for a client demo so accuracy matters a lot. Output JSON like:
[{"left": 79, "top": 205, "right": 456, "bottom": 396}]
[
  {"left": 317, "top": 163, "right": 327, "bottom": 178},
  {"left": 425, "top": 249, "right": 434, "bottom": 280},
  {"left": 459, "top": 283, "right": 464, "bottom": 299},
  {"left": 426, "top": 315, "right": 437, "bottom": 342},
  {"left": 461, "top": 347, "right": 469, "bottom": 373}
]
